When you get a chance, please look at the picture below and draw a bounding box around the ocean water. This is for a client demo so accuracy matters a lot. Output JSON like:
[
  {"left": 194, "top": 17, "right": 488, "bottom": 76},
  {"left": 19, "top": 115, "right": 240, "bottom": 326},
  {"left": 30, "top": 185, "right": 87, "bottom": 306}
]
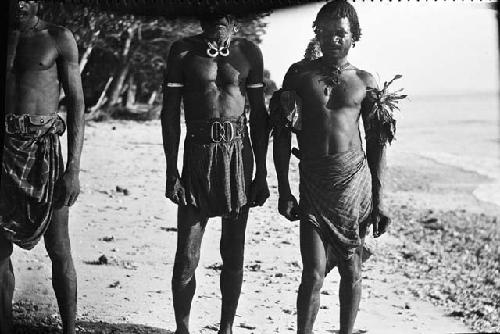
[{"left": 390, "top": 92, "right": 500, "bottom": 207}]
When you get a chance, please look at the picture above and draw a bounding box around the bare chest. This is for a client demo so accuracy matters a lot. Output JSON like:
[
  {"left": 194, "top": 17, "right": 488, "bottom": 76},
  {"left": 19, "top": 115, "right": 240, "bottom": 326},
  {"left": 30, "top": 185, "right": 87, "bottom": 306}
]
[
  {"left": 184, "top": 53, "right": 250, "bottom": 89},
  {"left": 12, "top": 32, "right": 58, "bottom": 72},
  {"left": 300, "top": 70, "right": 367, "bottom": 110}
]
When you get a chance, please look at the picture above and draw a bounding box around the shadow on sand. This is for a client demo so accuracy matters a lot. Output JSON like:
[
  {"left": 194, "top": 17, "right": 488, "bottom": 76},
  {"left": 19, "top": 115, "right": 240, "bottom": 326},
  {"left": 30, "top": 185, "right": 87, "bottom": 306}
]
[
  {"left": 14, "top": 321, "right": 173, "bottom": 334},
  {"left": 13, "top": 300, "right": 173, "bottom": 333}
]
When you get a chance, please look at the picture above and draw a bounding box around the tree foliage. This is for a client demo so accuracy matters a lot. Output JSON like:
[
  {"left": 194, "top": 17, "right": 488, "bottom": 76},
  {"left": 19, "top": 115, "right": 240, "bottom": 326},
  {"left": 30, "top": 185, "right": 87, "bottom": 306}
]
[{"left": 39, "top": 3, "right": 274, "bottom": 119}]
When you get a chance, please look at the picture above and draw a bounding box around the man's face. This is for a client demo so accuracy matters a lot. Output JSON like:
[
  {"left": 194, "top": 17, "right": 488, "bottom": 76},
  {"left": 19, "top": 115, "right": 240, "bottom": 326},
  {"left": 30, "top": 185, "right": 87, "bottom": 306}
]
[
  {"left": 316, "top": 17, "right": 353, "bottom": 59},
  {"left": 16, "top": 1, "right": 38, "bottom": 27},
  {"left": 201, "top": 15, "right": 235, "bottom": 42}
]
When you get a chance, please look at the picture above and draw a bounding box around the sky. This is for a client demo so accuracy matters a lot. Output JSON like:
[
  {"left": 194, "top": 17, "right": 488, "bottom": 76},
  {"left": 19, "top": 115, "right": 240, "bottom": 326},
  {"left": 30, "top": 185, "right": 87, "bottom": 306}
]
[{"left": 260, "top": 2, "right": 499, "bottom": 96}]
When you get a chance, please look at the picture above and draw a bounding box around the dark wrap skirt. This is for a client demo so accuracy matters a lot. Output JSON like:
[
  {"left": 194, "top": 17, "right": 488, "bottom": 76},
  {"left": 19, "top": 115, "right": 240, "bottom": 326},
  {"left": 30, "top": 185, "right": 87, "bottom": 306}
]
[
  {"left": 299, "top": 149, "right": 372, "bottom": 273},
  {"left": 0, "top": 121, "right": 64, "bottom": 250},
  {"left": 181, "top": 119, "right": 253, "bottom": 218}
]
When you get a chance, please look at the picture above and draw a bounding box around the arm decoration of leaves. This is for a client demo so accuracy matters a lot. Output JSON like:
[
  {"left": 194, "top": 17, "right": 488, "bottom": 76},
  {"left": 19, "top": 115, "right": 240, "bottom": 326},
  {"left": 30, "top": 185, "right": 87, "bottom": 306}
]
[
  {"left": 365, "top": 74, "right": 407, "bottom": 145},
  {"left": 269, "top": 89, "right": 302, "bottom": 137}
]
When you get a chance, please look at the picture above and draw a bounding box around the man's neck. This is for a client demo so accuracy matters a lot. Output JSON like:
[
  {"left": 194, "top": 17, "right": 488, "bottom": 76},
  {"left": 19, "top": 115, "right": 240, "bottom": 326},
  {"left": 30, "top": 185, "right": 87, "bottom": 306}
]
[
  {"left": 19, "top": 16, "right": 39, "bottom": 33},
  {"left": 201, "top": 33, "right": 231, "bottom": 45},
  {"left": 321, "top": 55, "right": 349, "bottom": 68}
]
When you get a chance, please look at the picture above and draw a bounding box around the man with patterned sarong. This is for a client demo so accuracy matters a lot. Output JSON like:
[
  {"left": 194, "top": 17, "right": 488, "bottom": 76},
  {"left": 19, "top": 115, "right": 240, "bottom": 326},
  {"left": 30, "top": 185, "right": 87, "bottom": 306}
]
[
  {"left": 161, "top": 13, "right": 270, "bottom": 334},
  {"left": 272, "top": 2, "right": 392, "bottom": 334},
  {"left": 0, "top": 1, "right": 84, "bottom": 333}
]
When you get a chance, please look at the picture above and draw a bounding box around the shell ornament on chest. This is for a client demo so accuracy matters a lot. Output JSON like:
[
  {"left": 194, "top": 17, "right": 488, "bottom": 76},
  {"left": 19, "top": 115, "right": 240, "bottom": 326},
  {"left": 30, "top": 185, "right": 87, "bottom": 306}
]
[
  {"left": 206, "top": 39, "right": 231, "bottom": 58},
  {"left": 320, "top": 62, "right": 351, "bottom": 96}
]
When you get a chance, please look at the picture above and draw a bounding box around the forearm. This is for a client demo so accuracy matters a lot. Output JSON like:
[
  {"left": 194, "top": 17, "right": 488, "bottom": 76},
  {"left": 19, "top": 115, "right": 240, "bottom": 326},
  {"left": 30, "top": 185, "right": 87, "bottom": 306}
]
[
  {"left": 366, "top": 139, "right": 387, "bottom": 207},
  {"left": 65, "top": 96, "right": 85, "bottom": 172},
  {"left": 161, "top": 108, "right": 181, "bottom": 178},
  {"left": 250, "top": 105, "right": 270, "bottom": 178},
  {"left": 273, "top": 129, "right": 293, "bottom": 197}
]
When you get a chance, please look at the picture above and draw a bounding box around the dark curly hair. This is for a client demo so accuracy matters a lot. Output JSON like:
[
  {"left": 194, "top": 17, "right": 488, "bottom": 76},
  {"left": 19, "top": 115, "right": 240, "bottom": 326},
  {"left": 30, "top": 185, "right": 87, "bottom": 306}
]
[{"left": 313, "top": 0, "right": 361, "bottom": 42}]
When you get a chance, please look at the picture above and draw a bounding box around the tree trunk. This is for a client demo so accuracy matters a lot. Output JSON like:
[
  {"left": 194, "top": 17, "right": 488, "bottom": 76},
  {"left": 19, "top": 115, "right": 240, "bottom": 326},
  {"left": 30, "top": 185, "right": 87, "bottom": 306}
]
[
  {"left": 147, "top": 91, "right": 157, "bottom": 105},
  {"left": 101, "top": 25, "right": 137, "bottom": 109},
  {"left": 126, "top": 75, "right": 136, "bottom": 109},
  {"left": 79, "top": 45, "right": 93, "bottom": 74},
  {"left": 103, "top": 62, "right": 130, "bottom": 108},
  {"left": 88, "top": 76, "right": 114, "bottom": 114}
]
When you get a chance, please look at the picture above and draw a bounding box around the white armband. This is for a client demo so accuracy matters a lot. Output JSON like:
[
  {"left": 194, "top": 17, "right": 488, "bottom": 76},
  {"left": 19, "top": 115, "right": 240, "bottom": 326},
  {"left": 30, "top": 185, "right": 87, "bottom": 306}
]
[
  {"left": 246, "top": 83, "right": 264, "bottom": 89},
  {"left": 166, "top": 82, "right": 184, "bottom": 88}
]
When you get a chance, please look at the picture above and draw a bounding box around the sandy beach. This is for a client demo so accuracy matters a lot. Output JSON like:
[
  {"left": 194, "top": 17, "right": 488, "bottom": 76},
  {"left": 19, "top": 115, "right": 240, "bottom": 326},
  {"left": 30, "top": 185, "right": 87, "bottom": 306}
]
[{"left": 10, "top": 119, "right": 499, "bottom": 333}]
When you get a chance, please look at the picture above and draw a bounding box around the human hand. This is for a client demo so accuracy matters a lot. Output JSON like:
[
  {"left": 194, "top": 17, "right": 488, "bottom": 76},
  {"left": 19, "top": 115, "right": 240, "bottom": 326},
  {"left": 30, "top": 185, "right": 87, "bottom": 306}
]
[
  {"left": 249, "top": 175, "right": 270, "bottom": 207},
  {"left": 371, "top": 207, "right": 391, "bottom": 238},
  {"left": 54, "top": 169, "right": 80, "bottom": 208},
  {"left": 165, "top": 174, "right": 187, "bottom": 206},
  {"left": 278, "top": 194, "right": 300, "bottom": 221}
]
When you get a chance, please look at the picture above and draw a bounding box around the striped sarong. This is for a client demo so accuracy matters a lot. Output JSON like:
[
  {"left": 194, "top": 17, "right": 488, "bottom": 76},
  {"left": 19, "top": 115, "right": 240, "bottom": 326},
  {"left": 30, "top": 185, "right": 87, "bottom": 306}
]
[
  {"left": 0, "top": 118, "right": 65, "bottom": 250},
  {"left": 181, "top": 120, "right": 253, "bottom": 218},
  {"left": 299, "top": 149, "right": 372, "bottom": 271}
]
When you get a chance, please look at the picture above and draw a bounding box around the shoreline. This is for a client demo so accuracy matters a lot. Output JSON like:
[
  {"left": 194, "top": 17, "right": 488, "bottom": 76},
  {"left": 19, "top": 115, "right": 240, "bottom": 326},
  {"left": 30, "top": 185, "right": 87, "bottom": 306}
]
[{"left": 10, "top": 120, "right": 498, "bottom": 333}]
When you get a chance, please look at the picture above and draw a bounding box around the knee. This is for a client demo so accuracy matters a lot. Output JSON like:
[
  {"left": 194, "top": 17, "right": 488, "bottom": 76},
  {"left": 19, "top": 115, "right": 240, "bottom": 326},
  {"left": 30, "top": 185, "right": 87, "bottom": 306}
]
[
  {"left": 220, "top": 236, "right": 245, "bottom": 270},
  {"left": 220, "top": 247, "right": 244, "bottom": 271},
  {"left": 172, "top": 252, "right": 200, "bottom": 285},
  {"left": 301, "top": 268, "right": 325, "bottom": 292},
  {"left": 338, "top": 262, "right": 362, "bottom": 286},
  {"left": 46, "top": 244, "right": 74, "bottom": 272}
]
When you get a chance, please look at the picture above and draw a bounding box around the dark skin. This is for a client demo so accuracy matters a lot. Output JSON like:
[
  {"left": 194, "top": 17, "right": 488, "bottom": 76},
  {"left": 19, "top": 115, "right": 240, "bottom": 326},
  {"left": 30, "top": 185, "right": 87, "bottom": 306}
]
[
  {"left": 273, "top": 17, "right": 390, "bottom": 334},
  {"left": 0, "top": 2, "right": 84, "bottom": 333},
  {"left": 161, "top": 16, "right": 269, "bottom": 334}
]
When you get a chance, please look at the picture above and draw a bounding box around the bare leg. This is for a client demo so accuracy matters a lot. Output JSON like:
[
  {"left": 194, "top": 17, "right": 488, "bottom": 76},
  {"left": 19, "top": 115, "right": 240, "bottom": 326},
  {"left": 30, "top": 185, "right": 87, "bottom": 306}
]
[
  {"left": 297, "top": 221, "right": 327, "bottom": 334},
  {"left": 0, "top": 235, "right": 14, "bottom": 334},
  {"left": 172, "top": 205, "right": 208, "bottom": 334},
  {"left": 337, "top": 243, "right": 363, "bottom": 334},
  {"left": 44, "top": 206, "right": 77, "bottom": 334},
  {"left": 218, "top": 208, "right": 249, "bottom": 334}
]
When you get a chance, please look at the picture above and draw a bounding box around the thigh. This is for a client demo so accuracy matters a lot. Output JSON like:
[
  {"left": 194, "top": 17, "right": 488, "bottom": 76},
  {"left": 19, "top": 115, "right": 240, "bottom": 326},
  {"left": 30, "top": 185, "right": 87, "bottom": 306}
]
[
  {"left": 0, "top": 234, "right": 13, "bottom": 262},
  {"left": 175, "top": 205, "right": 209, "bottom": 259},
  {"left": 44, "top": 206, "right": 71, "bottom": 254},
  {"left": 299, "top": 220, "right": 327, "bottom": 276}
]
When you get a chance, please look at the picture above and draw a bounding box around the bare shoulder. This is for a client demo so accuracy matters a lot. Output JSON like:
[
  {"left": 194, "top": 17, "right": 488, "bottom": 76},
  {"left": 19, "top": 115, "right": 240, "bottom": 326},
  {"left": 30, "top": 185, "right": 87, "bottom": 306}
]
[
  {"left": 355, "top": 69, "right": 378, "bottom": 89},
  {"left": 45, "top": 23, "right": 78, "bottom": 60},
  {"left": 46, "top": 23, "right": 75, "bottom": 45},
  {"left": 234, "top": 38, "right": 263, "bottom": 62},
  {"left": 168, "top": 37, "right": 195, "bottom": 58},
  {"left": 282, "top": 59, "right": 312, "bottom": 89}
]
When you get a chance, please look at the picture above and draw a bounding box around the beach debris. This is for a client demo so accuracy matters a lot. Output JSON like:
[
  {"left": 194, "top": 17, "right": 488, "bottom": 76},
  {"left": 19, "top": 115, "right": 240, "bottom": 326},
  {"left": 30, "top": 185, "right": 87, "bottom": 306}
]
[
  {"left": 206, "top": 263, "right": 223, "bottom": 271},
  {"left": 246, "top": 263, "right": 262, "bottom": 272},
  {"left": 379, "top": 205, "right": 500, "bottom": 332},
  {"left": 98, "top": 255, "right": 108, "bottom": 265},
  {"left": 239, "top": 323, "right": 256, "bottom": 330},
  {"left": 160, "top": 226, "right": 177, "bottom": 232},
  {"left": 108, "top": 280, "right": 120, "bottom": 288},
  {"left": 448, "top": 310, "right": 465, "bottom": 317},
  {"left": 99, "top": 236, "right": 115, "bottom": 242},
  {"left": 115, "top": 185, "right": 130, "bottom": 195}
]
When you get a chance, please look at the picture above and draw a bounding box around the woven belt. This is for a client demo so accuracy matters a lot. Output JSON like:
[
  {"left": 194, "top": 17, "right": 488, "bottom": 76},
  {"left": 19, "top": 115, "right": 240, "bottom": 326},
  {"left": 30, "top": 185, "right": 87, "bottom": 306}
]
[
  {"left": 186, "top": 118, "right": 247, "bottom": 143},
  {"left": 5, "top": 114, "right": 66, "bottom": 136}
]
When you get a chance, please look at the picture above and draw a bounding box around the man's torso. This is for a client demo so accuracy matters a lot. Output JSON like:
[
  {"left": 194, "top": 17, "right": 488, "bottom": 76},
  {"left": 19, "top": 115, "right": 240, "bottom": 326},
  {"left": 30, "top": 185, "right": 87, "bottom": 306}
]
[
  {"left": 290, "top": 59, "right": 370, "bottom": 159},
  {"left": 6, "top": 24, "right": 62, "bottom": 116},
  {"left": 177, "top": 36, "right": 254, "bottom": 122}
]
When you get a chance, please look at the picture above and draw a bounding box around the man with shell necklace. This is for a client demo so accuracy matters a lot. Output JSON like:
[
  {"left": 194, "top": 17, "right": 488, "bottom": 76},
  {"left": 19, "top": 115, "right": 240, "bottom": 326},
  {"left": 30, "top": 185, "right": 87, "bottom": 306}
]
[{"left": 161, "top": 12, "right": 270, "bottom": 334}]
